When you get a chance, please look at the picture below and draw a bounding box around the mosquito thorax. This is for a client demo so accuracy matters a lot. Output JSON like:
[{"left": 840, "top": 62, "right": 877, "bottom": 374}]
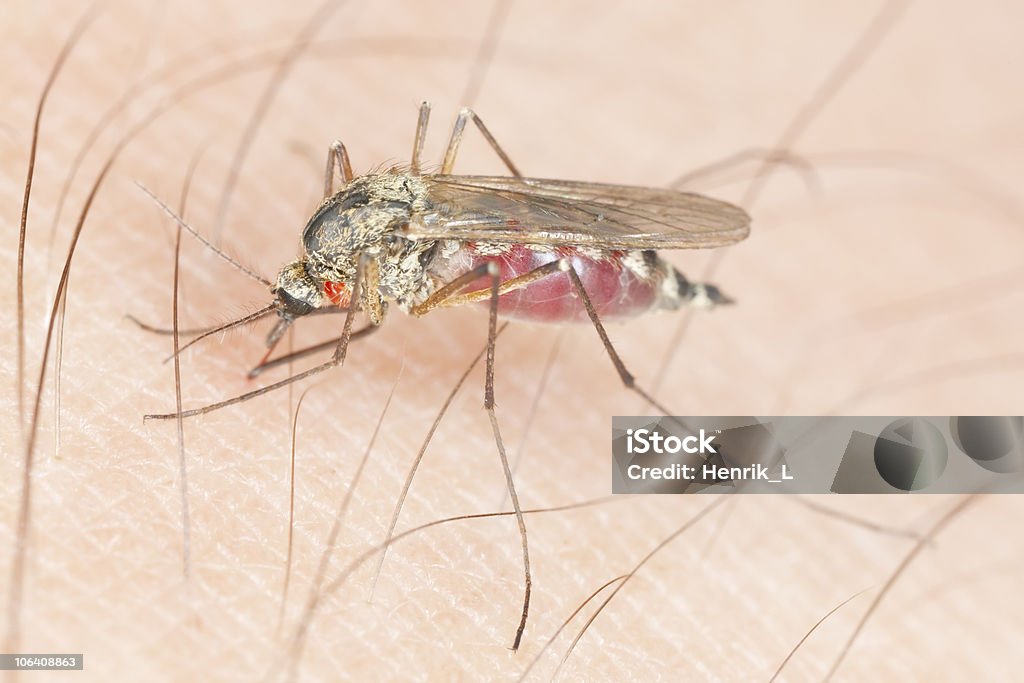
[{"left": 301, "top": 172, "right": 430, "bottom": 283}]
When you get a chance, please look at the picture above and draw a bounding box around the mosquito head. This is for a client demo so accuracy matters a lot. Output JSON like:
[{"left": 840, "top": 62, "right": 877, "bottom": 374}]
[{"left": 272, "top": 259, "right": 325, "bottom": 319}]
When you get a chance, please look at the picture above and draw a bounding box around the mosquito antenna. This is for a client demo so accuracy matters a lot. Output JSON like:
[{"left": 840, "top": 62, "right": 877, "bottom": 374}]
[
  {"left": 48, "top": 30, "right": 503, "bottom": 269},
  {"left": 18, "top": 46, "right": 312, "bottom": 479},
  {"left": 127, "top": 301, "right": 350, "bottom": 339},
  {"left": 145, "top": 253, "right": 365, "bottom": 420},
  {"left": 134, "top": 182, "right": 273, "bottom": 286},
  {"left": 12, "top": 10, "right": 482, "bottom": 668},
  {"left": 161, "top": 303, "right": 277, "bottom": 363}
]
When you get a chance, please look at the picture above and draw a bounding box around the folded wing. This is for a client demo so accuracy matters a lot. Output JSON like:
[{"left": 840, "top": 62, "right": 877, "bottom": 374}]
[{"left": 403, "top": 175, "right": 750, "bottom": 250}]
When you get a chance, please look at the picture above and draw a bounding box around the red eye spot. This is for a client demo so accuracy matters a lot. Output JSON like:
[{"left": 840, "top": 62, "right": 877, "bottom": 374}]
[{"left": 324, "top": 281, "right": 349, "bottom": 306}]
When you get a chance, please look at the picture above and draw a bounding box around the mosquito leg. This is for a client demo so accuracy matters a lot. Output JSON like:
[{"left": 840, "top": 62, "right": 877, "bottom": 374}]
[
  {"left": 406, "top": 259, "right": 534, "bottom": 650},
  {"left": 368, "top": 323, "right": 509, "bottom": 604},
  {"left": 385, "top": 255, "right": 703, "bottom": 647},
  {"left": 248, "top": 323, "right": 379, "bottom": 377},
  {"left": 323, "top": 139, "right": 354, "bottom": 198},
  {"left": 558, "top": 260, "right": 678, "bottom": 417},
  {"left": 410, "top": 101, "right": 431, "bottom": 175},
  {"left": 409, "top": 262, "right": 496, "bottom": 316},
  {"left": 479, "top": 261, "right": 532, "bottom": 652},
  {"left": 440, "top": 107, "right": 522, "bottom": 177},
  {"left": 145, "top": 257, "right": 368, "bottom": 420},
  {"left": 414, "top": 258, "right": 673, "bottom": 416},
  {"left": 561, "top": 261, "right": 706, "bottom": 465},
  {"left": 410, "top": 260, "right": 564, "bottom": 316}
]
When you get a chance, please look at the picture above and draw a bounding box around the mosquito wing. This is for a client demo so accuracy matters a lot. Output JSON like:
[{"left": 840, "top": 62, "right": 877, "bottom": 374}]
[{"left": 403, "top": 175, "right": 750, "bottom": 250}]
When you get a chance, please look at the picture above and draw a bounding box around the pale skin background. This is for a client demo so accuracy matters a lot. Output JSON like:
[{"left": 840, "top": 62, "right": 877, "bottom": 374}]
[{"left": 2, "top": 1, "right": 1024, "bottom": 681}]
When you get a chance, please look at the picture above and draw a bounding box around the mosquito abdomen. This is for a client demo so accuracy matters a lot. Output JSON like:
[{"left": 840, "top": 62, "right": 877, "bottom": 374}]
[{"left": 446, "top": 243, "right": 665, "bottom": 323}]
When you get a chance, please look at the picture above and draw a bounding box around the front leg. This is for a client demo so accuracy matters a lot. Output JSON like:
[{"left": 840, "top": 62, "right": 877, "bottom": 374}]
[
  {"left": 409, "top": 260, "right": 563, "bottom": 316},
  {"left": 146, "top": 255, "right": 369, "bottom": 420}
]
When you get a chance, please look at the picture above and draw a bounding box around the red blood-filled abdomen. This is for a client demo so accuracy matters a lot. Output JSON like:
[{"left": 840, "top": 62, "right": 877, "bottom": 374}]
[{"left": 453, "top": 244, "right": 660, "bottom": 323}]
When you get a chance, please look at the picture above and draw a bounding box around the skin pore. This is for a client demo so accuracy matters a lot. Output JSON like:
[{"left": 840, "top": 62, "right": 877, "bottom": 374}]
[{"left": 3, "top": 1, "right": 1024, "bottom": 680}]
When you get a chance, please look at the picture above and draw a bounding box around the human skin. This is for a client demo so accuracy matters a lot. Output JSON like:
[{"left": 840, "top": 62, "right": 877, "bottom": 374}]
[{"left": 2, "top": 1, "right": 1024, "bottom": 681}]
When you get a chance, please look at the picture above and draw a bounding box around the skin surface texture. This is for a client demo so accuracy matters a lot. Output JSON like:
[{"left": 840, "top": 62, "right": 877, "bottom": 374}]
[{"left": 2, "top": 1, "right": 1024, "bottom": 680}]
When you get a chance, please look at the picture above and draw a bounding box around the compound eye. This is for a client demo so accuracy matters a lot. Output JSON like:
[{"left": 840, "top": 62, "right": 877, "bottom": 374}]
[
  {"left": 323, "top": 281, "right": 350, "bottom": 306},
  {"left": 276, "top": 288, "right": 316, "bottom": 317}
]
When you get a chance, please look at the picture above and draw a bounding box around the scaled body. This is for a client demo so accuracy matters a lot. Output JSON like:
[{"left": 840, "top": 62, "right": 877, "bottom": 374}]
[{"left": 275, "top": 171, "right": 731, "bottom": 324}]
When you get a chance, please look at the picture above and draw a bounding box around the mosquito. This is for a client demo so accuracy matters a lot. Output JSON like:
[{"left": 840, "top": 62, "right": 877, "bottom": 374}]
[
  {"left": 141, "top": 101, "right": 749, "bottom": 651},
  {"left": 143, "top": 101, "right": 750, "bottom": 421}
]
